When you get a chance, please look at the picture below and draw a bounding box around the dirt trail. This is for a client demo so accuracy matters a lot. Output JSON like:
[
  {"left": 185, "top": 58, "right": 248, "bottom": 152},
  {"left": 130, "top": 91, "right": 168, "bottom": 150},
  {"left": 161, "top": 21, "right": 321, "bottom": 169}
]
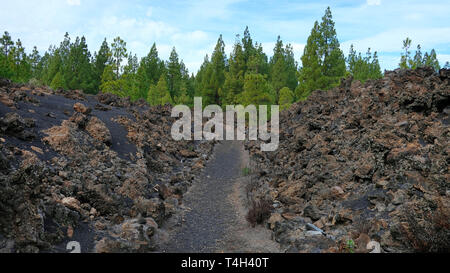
[{"left": 160, "top": 140, "right": 281, "bottom": 253}]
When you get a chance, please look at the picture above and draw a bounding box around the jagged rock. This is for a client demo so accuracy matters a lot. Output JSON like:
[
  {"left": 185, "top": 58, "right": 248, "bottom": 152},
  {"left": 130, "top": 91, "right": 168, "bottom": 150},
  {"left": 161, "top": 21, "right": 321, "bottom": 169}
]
[
  {"left": 0, "top": 82, "right": 214, "bottom": 253},
  {"left": 43, "top": 121, "right": 81, "bottom": 156},
  {"left": 0, "top": 151, "right": 9, "bottom": 171},
  {"left": 179, "top": 149, "right": 198, "bottom": 158},
  {"left": 85, "top": 116, "right": 112, "bottom": 145},
  {"left": 304, "top": 205, "right": 322, "bottom": 222},
  {"left": 69, "top": 112, "right": 88, "bottom": 129},
  {"left": 0, "top": 94, "right": 14, "bottom": 107},
  {"left": 268, "top": 213, "right": 283, "bottom": 230},
  {"left": 0, "top": 78, "right": 11, "bottom": 87},
  {"left": 246, "top": 68, "right": 450, "bottom": 253},
  {"left": 97, "top": 92, "right": 130, "bottom": 108},
  {"left": 73, "top": 102, "right": 92, "bottom": 115},
  {"left": 0, "top": 112, "right": 25, "bottom": 133},
  {"left": 0, "top": 112, "right": 35, "bottom": 140},
  {"left": 61, "top": 197, "right": 81, "bottom": 211}
]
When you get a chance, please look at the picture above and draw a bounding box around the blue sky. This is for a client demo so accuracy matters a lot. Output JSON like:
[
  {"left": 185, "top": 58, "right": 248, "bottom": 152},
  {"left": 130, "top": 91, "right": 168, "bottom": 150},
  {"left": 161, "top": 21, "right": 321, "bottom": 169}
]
[{"left": 1, "top": 0, "right": 449, "bottom": 74}]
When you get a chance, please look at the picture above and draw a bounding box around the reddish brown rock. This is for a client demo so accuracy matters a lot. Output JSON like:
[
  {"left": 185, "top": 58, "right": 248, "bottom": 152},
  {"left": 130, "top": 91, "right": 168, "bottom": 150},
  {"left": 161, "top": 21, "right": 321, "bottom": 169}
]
[
  {"left": 61, "top": 197, "right": 81, "bottom": 211},
  {"left": 85, "top": 116, "right": 112, "bottom": 145},
  {"left": 246, "top": 67, "right": 450, "bottom": 253},
  {"left": 73, "top": 102, "right": 92, "bottom": 115}
]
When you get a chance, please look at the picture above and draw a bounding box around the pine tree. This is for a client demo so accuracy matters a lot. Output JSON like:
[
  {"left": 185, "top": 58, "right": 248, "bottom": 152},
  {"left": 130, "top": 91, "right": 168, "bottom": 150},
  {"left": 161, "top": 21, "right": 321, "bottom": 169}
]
[
  {"left": 147, "top": 84, "right": 158, "bottom": 106},
  {"left": 318, "top": 7, "right": 346, "bottom": 89},
  {"left": 240, "top": 73, "right": 275, "bottom": 107},
  {"left": 37, "top": 51, "right": 50, "bottom": 84},
  {"left": 221, "top": 36, "right": 246, "bottom": 105},
  {"left": 247, "top": 43, "right": 269, "bottom": 75},
  {"left": 65, "top": 36, "right": 95, "bottom": 93},
  {"left": 399, "top": 37, "right": 412, "bottom": 69},
  {"left": 201, "top": 35, "right": 227, "bottom": 105},
  {"left": 93, "top": 38, "right": 112, "bottom": 93},
  {"left": 412, "top": 45, "right": 423, "bottom": 69},
  {"left": 98, "top": 37, "right": 130, "bottom": 97},
  {"left": 296, "top": 21, "right": 322, "bottom": 100},
  {"left": 10, "top": 39, "right": 31, "bottom": 83},
  {"left": 167, "top": 47, "right": 182, "bottom": 99},
  {"left": 136, "top": 43, "right": 165, "bottom": 100},
  {"left": 399, "top": 38, "right": 440, "bottom": 71},
  {"left": 423, "top": 49, "right": 440, "bottom": 71},
  {"left": 284, "top": 44, "right": 299, "bottom": 91},
  {"left": 269, "top": 37, "right": 298, "bottom": 102},
  {"left": 279, "top": 87, "right": 294, "bottom": 111},
  {"left": 296, "top": 7, "right": 345, "bottom": 100},
  {"left": 147, "top": 75, "right": 172, "bottom": 106},
  {"left": 100, "top": 64, "right": 127, "bottom": 97},
  {"left": 0, "top": 31, "right": 14, "bottom": 79},
  {"left": 179, "top": 61, "right": 191, "bottom": 91},
  {"left": 123, "top": 53, "right": 140, "bottom": 100},
  {"left": 347, "top": 45, "right": 382, "bottom": 83},
  {"left": 242, "top": 27, "right": 255, "bottom": 69},
  {"left": 175, "top": 81, "right": 192, "bottom": 106},
  {"left": 0, "top": 31, "right": 14, "bottom": 56},
  {"left": 111, "top": 37, "right": 127, "bottom": 78},
  {"left": 194, "top": 55, "right": 210, "bottom": 97},
  {"left": 50, "top": 71, "right": 65, "bottom": 90},
  {"left": 29, "top": 46, "right": 42, "bottom": 79},
  {"left": 0, "top": 48, "right": 11, "bottom": 79},
  {"left": 58, "top": 33, "right": 71, "bottom": 86},
  {"left": 42, "top": 45, "right": 63, "bottom": 86},
  {"left": 370, "top": 51, "right": 383, "bottom": 79},
  {"left": 161, "top": 92, "right": 173, "bottom": 105},
  {"left": 40, "top": 33, "right": 72, "bottom": 88},
  {"left": 269, "top": 36, "right": 288, "bottom": 102}
]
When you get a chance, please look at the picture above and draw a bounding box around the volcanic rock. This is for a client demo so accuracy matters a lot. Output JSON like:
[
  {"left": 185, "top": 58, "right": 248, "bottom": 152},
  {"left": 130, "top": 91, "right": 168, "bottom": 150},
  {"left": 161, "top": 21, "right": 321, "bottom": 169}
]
[
  {"left": 73, "top": 103, "right": 92, "bottom": 115},
  {"left": 85, "top": 116, "right": 112, "bottom": 145},
  {"left": 0, "top": 82, "right": 214, "bottom": 253},
  {"left": 245, "top": 68, "right": 450, "bottom": 253}
]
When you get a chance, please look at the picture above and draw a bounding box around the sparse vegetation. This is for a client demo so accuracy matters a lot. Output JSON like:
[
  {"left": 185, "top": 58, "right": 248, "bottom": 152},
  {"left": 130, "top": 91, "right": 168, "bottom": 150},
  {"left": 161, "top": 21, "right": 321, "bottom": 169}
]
[
  {"left": 401, "top": 200, "right": 450, "bottom": 253},
  {"left": 242, "top": 167, "right": 251, "bottom": 176},
  {"left": 28, "top": 78, "right": 43, "bottom": 89},
  {"left": 245, "top": 179, "right": 259, "bottom": 201},
  {"left": 246, "top": 199, "right": 273, "bottom": 228},
  {"left": 345, "top": 239, "right": 356, "bottom": 253}
]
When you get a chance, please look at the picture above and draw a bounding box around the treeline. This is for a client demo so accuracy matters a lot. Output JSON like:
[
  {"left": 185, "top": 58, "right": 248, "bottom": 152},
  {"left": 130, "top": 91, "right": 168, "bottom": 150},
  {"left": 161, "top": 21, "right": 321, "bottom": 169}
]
[{"left": 0, "top": 7, "right": 445, "bottom": 109}]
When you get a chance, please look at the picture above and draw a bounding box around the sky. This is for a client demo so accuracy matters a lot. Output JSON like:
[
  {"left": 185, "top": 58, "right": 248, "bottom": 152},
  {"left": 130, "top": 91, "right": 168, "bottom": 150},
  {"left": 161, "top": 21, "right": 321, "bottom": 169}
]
[{"left": 1, "top": 0, "right": 449, "bottom": 74}]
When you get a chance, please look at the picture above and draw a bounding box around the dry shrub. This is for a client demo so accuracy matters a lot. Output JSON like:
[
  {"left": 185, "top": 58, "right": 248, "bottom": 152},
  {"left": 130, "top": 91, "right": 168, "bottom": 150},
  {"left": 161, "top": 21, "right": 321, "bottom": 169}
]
[
  {"left": 354, "top": 216, "right": 372, "bottom": 236},
  {"left": 245, "top": 179, "right": 259, "bottom": 200},
  {"left": 402, "top": 199, "right": 450, "bottom": 253},
  {"left": 246, "top": 199, "right": 273, "bottom": 227}
]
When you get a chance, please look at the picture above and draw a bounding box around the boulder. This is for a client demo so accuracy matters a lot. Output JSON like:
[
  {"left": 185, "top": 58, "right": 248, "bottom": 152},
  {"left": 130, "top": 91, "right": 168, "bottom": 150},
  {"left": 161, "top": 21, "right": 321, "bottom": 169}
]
[
  {"left": 73, "top": 102, "right": 92, "bottom": 115},
  {"left": 85, "top": 117, "right": 112, "bottom": 145}
]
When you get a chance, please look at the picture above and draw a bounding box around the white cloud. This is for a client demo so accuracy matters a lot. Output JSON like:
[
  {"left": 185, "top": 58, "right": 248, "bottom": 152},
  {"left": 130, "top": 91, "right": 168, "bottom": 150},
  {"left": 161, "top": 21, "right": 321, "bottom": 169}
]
[
  {"left": 366, "top": 0, "right": 381, "bottom": 6},
  {"left": 67, "top": 0, "right": 81, "bottom": 6}
]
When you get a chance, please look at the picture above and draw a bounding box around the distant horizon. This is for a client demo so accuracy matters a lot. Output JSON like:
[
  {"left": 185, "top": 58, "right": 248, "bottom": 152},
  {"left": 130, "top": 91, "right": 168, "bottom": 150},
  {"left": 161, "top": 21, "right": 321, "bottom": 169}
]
[{"left": 1, "top": 0, "right": 449, "bottom": 74}]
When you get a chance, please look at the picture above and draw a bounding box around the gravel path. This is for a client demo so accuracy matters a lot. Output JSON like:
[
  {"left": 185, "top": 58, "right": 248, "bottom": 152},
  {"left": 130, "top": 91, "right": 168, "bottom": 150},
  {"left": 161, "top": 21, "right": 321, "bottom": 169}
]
[{"left": 160, "top": 140, "right": 281, "bottom": 253}]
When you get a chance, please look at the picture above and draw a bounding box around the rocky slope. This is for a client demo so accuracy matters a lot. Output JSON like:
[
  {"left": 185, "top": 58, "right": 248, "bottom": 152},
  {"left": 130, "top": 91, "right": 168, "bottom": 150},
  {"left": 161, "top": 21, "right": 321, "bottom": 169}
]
[
  {"left": 0, "top": 80, "right": 213, "bottom": 253},
  {"left": 245, "top": 68, "right": 449, "bottom": 253}
]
